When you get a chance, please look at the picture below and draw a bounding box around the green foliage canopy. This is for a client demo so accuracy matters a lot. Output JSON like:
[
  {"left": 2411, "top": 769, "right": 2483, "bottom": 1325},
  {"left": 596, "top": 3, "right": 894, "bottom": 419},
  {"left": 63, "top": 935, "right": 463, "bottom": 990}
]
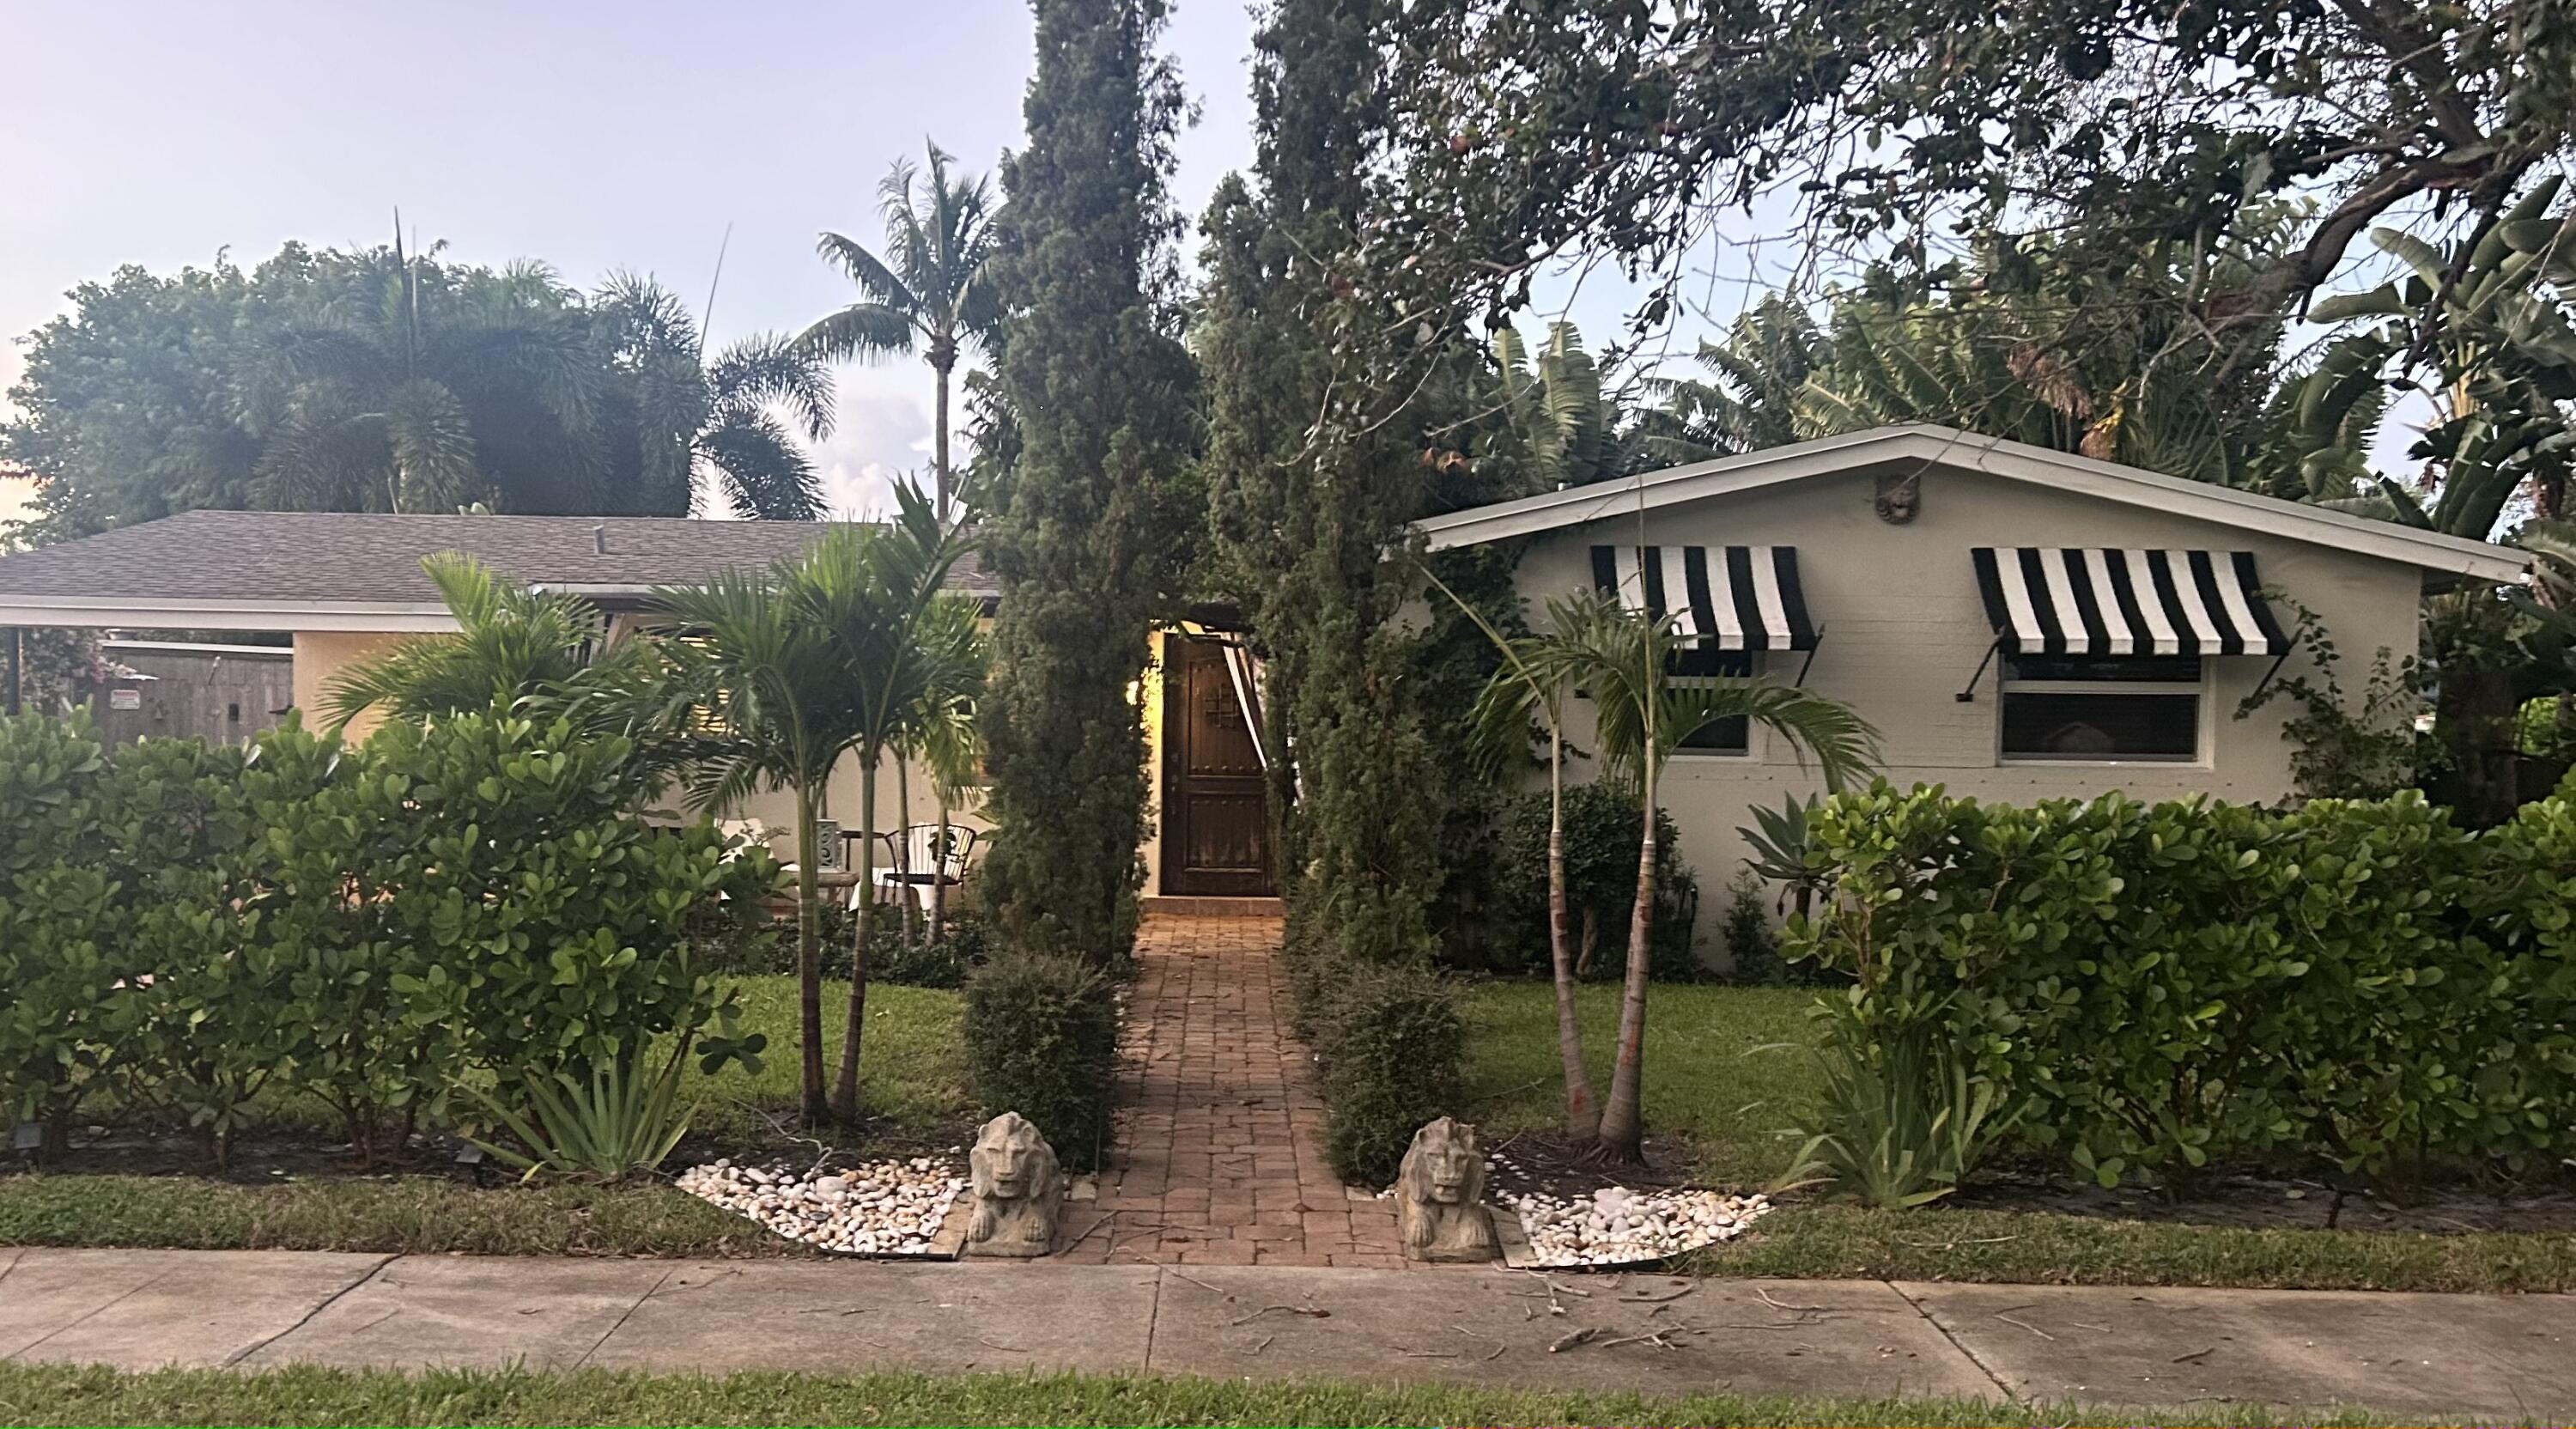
[{"left": 3, "top": 242, "right": 834, "bottom": 531}]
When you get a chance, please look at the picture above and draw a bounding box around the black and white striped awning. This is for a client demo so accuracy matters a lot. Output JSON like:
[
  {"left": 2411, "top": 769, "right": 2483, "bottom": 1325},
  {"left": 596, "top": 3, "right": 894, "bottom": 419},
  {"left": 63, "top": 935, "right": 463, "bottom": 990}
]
[
  {"left": 1589, "top": 544, "right": 1818, "bottom": 655},
  {"left": 1971, "top": 548, "right": 2290, "bottom": 657}
]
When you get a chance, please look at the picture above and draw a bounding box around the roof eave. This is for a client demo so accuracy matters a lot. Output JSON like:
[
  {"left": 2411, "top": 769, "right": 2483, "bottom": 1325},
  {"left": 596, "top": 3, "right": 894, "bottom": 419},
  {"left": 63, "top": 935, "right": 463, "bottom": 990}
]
[
  {"left": 0, "top": 595, "right": 460, "bottom": 633},
  {"left": 1419, "top": 425, "right": 2533, "bottom": 584}
]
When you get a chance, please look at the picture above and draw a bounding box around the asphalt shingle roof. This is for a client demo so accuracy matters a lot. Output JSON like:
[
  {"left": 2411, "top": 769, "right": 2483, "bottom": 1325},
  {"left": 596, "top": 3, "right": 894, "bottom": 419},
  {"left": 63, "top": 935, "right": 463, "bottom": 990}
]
[{"left": 0, "top": 511, "right": 999, "bottom": 605}]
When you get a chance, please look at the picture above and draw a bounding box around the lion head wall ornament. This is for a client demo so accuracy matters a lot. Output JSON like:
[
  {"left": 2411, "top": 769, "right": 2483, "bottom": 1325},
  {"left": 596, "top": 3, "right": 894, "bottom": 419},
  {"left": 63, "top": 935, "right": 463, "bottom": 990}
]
[
  {"left": 963, "top": 1111, "right": 1063, "bottom": 1258},
  {"left": 1874, "top": 469, "right": 1923, "bottom": 524},
  {"left": 1395, "top": 1116, "right": 1498, "bottom": 1262}
]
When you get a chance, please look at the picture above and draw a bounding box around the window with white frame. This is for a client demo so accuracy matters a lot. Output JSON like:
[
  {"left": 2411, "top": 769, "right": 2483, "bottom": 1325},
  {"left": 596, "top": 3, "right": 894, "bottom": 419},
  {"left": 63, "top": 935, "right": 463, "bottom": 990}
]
[
  {"left": 1999, "top": 653, "right": 2204, "bottom": 762},
  {"left": 1669, "top": 653, "right": 1753, "bottom": 756}
]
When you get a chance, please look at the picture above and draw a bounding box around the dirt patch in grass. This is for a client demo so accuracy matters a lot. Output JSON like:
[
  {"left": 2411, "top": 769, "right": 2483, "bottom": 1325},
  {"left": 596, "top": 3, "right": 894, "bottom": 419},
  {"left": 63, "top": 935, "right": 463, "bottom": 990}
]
[
  {"left": 1479, "top": 1127, "right": 1704, "bottom": 1204},
  {"left": 1954, "top": 1167, "right": 2576, "bottom": 1235}
]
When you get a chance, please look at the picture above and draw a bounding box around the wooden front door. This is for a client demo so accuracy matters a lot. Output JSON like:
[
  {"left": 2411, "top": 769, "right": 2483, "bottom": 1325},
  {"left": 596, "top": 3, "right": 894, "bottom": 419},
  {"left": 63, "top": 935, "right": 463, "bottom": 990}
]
[{"left": 1161, "top": 635, "right": 1276, "bottom": 896}]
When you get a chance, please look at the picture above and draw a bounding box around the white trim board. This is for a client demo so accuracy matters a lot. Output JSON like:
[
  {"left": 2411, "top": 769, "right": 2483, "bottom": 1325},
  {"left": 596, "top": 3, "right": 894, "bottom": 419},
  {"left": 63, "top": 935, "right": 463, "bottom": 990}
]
[
  {"left": 0, "top": 596, "right": 460, "bottom": 633},
  {"left": 1417, "top": 424, "right": 2532, "bottom": 585}
]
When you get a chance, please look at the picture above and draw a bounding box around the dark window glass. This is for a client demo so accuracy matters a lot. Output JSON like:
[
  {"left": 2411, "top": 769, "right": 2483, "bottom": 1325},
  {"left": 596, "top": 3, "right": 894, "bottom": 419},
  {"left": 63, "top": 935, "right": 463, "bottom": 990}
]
[
  {"left": 1674, "top": 652, "right": 1752, "bottom": 754},
  {"left": 2005, "top": 654, "right": 2204, "bottom": 683},
  {"left": 2001, "top": 692, "right": 2199, "bottom": 759}
]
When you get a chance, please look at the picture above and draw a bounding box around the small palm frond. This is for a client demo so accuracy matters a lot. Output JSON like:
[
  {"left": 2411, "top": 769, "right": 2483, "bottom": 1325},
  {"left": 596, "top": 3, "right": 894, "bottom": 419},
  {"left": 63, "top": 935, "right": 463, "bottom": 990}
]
[
  {"left": 814, "top": 229, "right": 920, "bottom": 313},
  {"left": 708, "top": 333, "right": 835, "bottom": 441},
  {"left": 384, "top": 378, "right": 480, "bottom": 511},
  {"left": 1518, "top": 591, "right": 1880, "bottom": 789},
  {"left": 796, "top": 295, "right": 917, "bottom": 365},
  {"left": 696, "top": 410, "right": 826, "bottom": 521},
  {"left": 591, "top": 271, "right": 703, "bottom": 360},
  {"left": 324, "top": 552, "right": 605, "bottom": 727}
]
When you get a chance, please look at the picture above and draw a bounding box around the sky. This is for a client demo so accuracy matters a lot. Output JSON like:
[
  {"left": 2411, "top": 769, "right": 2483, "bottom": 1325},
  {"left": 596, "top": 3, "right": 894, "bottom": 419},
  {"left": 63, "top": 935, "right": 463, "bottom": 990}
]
[
  {"left": 0, "top": 0, "right": 1274, "bottom": 517},
  {"left": 8, "top": 3, "right": 2403, "bottom": 520}
]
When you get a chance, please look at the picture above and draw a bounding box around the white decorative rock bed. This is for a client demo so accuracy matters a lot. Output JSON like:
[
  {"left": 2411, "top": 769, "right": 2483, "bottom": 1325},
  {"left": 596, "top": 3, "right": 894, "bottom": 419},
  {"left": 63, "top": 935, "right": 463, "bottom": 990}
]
[
  {"left": 1504, "top": 1184, "right": 1771, "bottom": 1268},
  {"left": 677, "top": 1157, "right": 967, "bottom": 1256}
]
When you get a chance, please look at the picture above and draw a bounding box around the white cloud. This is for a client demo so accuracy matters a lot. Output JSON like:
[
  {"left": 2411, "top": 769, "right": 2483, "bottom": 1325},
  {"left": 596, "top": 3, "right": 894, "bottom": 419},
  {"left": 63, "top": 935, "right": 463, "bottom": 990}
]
[{"left": 813, "top": 371, "right": 936, "bottom": 520}]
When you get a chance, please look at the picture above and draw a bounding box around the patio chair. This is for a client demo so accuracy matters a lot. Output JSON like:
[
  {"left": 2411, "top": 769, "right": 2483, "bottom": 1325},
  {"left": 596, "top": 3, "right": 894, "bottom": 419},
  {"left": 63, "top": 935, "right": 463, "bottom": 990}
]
[{"left": 848, "top": 824, "right": 981, "bottom": 915}]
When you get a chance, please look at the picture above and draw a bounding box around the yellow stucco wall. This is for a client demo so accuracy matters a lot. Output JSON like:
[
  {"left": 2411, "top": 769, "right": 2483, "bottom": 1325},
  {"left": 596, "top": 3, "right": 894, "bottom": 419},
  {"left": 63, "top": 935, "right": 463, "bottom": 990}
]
[{"left": 289, "top": 630, "right": 414, "bottom": 745}]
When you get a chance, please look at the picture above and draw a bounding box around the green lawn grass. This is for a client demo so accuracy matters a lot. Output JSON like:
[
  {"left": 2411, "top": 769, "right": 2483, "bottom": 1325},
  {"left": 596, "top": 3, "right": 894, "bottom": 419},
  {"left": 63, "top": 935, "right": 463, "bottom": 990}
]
[
  {"left": 691, "top": 976, "right": 970, "bottom": 1144},
  {"left": 1696, "top": 1202, "right": 2576, "bottom": 1292},
  {"left": 0, "top": 1362, "right": 2419, "bottom": 1429},
  {"left": 1461, "top": 980, "right": 1820, "bottom": 1187},
  {"left": 0, "top": 1175, "right": 801, "bottom": 1258}
]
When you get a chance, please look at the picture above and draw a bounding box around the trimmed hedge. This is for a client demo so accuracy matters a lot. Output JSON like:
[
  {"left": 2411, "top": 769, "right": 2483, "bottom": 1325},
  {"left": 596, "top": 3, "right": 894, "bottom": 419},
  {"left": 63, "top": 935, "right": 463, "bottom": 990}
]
[
  {"left": 0, "top": 708, "right": 776, "bottom": 1164},
  {"left": 1283, "top": 915, "right": 1467, "bottom": 1185},
  {"left": 1472, "top": 782, "right": 1701, "bottom": 981},
  {"left": 963, "top": 952, "right": 1120, "bottom": 1172},
  {"left": 1790, "top": 781, "right": 2576, "bottom": 1187}
]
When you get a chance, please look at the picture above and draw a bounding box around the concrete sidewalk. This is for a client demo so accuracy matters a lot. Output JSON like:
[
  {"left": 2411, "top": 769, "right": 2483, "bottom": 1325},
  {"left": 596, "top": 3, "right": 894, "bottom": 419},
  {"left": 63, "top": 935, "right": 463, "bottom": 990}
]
[{"left": 3, "top": 1246, "right": 2570, "bottom": 1420}]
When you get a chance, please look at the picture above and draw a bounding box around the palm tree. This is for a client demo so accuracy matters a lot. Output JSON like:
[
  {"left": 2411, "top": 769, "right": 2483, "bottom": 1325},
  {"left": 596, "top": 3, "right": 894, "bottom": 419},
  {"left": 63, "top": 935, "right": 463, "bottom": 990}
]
[
  {"left": 1518, "top": 591, "right": 1878, "bottom": 1164},
  {"left": 908, "top": 607, "right": 989, "bottom": 947},
  {"left": 590, "top": 275, "right": 836, "bottom": 520},
  {"left": 323, "top": 551, "right": 692, "bottom": 759},
  {"left": 654, "top": 547, "right": 866, "bottom": 1125},
  {"left": 1494, "top": 323, "right": 1635, "bottom": 489},
  {"left": 799, "top": 483, "right": 977, "bottom": 1120},
  {"left": 1632, "top": 295, "right": 1820, "bottom": 465},
  {"left": 1459, "top": 590, "right": 1599, "bottom": 1141},
  {"left": 799, "top": 142, "right": 1000, "bottom": 523},
  {"left": 658, "top": 481, "right": 975, "bottom": 1125},
  {"left": 240, "top": 235, "right": 605, "bottom": 514},
  {"left": 325, "top": 554, "right": 610, "bottom": 727}
]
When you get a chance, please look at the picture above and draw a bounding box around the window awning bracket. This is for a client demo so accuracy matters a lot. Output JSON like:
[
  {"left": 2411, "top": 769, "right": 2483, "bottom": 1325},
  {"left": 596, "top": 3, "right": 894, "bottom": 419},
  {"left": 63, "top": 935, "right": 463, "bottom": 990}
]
[
  {"left": 2245, "top": 649, "right": 2293, "bottom": 704},
  {"left": 1956, "top": 636, "right": 2002, "bottom": 703},
  {"left": 1794, "top": 624, "right": 1827, "bottom": 687}
]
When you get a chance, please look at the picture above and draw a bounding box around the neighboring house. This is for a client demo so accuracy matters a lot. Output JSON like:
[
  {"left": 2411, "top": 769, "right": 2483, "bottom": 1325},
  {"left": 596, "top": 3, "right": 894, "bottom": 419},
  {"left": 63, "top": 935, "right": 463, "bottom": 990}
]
[
  {"left": 92, "top": 639, "right": 295, "bottom": 748},
  {"left": 0, "top": 510, "right": 1271, "bottom": 900},
  {"left": 1423, "top": 424, "right": 2529, "bottom": 947}
]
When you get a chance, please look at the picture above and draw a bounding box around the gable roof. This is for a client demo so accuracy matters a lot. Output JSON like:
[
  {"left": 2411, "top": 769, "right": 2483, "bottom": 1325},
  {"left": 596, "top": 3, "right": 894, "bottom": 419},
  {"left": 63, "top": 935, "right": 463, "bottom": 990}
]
[
  {"left": 1418, "top": 424, "right": 2532, "bottom": 585},
  {"left": 0, "top": 511, "right": 998, "bottom": 631}
]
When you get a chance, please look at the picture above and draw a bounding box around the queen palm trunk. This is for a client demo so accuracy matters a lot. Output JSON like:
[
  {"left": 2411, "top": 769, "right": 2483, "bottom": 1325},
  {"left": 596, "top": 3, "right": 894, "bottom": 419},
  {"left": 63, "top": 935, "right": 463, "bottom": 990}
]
[
  {"left": 1589, "top": 731, "right": 1657, "bottom": 1164},
  {"left": 932, "top": 343, "right": 957, "bottom": 525},
  {"left": 833, "top": 751, "right": 881, "bottom": 1122},
  {"left": 1546, "top": 721, "right": 1598, "bottom": 1140},
  {"left": 896, "top": 752, "right": 920, "bottom": 947},
  {"left": 930, "top": 799, "right": 952, "bottom": 945},
  {"left": 795, "top": 784, "right": 829, "bottom": 1126}
]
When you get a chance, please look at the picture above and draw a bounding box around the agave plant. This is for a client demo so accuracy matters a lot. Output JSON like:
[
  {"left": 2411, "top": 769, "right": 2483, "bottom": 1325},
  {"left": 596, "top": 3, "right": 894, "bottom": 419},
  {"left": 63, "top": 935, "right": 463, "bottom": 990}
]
[
  {"left": 1777, "top": 998, "right": 2018, "bottom": 1209},
  {"left": 467, "top": 1047, "right": 696, "bottom": 1183}
]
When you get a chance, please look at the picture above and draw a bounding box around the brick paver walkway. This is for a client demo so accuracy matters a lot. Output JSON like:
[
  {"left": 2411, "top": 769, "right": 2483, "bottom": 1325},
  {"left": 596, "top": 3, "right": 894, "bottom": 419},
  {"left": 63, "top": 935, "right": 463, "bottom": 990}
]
[{"left": 1055, "top": 911, "right": 1407, "bottom": 1268}]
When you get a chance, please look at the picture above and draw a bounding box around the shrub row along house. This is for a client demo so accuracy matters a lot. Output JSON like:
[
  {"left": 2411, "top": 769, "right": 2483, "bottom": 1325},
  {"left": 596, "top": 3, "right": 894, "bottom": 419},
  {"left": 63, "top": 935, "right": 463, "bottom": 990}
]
[{"left": 0, "top": 423, "right": 2528, "bottom": 953}]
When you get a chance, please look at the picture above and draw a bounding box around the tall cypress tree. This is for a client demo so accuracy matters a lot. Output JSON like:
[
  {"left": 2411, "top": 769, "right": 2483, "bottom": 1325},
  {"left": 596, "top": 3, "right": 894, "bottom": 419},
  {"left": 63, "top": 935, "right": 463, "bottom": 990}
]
[
  {"left": 979, "top": 0, "right": 1198, "bottom": 958},
  {"left": 1199, "top": 0, "right": 1513, "bottom": 964}
]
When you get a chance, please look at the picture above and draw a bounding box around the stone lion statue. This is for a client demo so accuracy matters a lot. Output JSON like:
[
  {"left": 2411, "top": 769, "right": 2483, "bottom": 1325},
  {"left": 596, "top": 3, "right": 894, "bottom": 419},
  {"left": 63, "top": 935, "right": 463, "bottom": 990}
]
[
  {"left": 1396, "top": 1116, "right": 1498, "bottom": 1262},
  {"left": 964, "top": 1111, "right": 1062, "bottom": 1258}
]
